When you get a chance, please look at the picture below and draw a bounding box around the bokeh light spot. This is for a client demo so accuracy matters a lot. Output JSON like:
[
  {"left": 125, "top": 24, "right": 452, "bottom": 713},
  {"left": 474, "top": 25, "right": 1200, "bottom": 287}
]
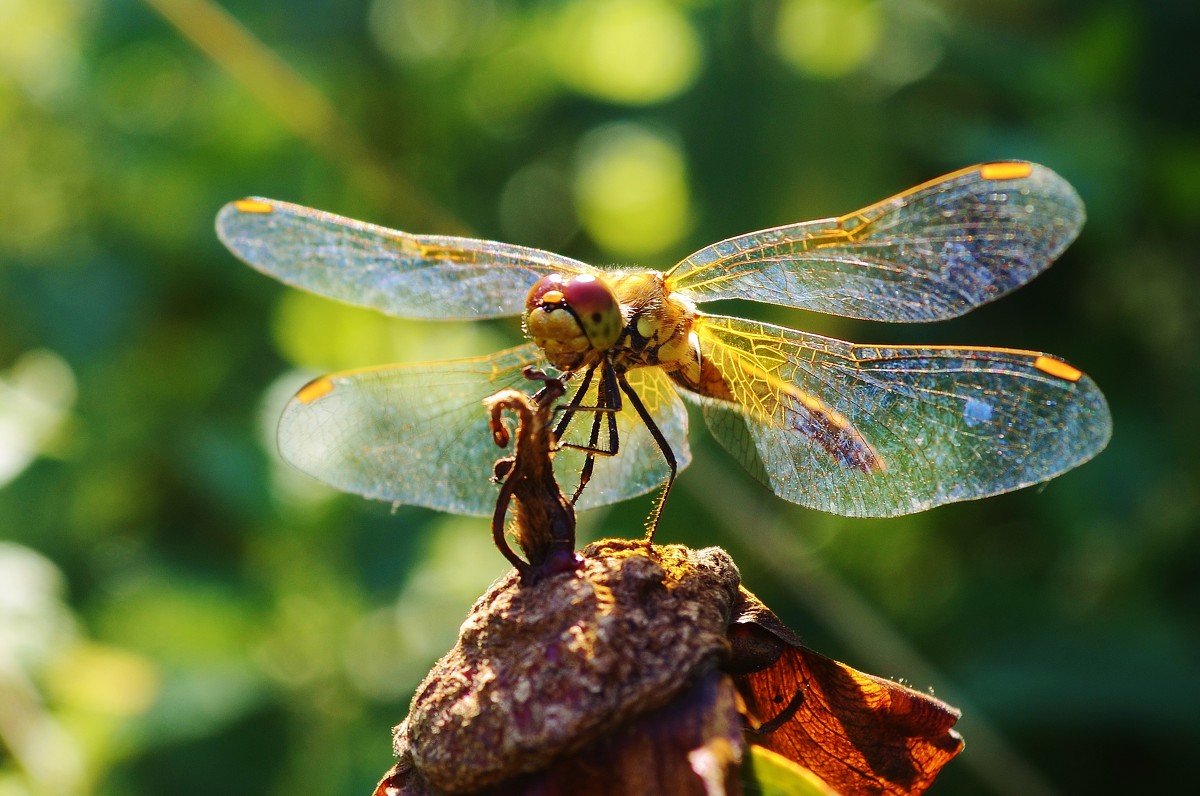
[
  {"left": 548, "top": 0, "right": 702, "bottom": 105},
  {"left": 272, "top": 291, "right": 414, "bottom": 373},
  {"left": 573, "top": 123, "right": 693, "bottom": 258},
  {"left": 863, "top": 0, "right": 945, "bottom": 89},
  {"left": 0, "top": 0, "right": 88, "bottom": 101},
  {"left": 0, "top": 350, "right": 76, "bottom": 487},
  {"left": 369, "top": 0, "right": 498, "bottom": 63},
  {"left": 0, "top": 541, "right": 75, "bottom": 666},
  {"left": 48, "top": 643, "right": 161, "bottom": 717},
  {"left": 464, "top": 47, "right": 555, "bottom": 134},
  {"left": 774, "top": 0, "right": 882, "bottom": 79},
  {"left": 498, "top": 159, "right": 578, "bottom": 251},
  {"left": 271, "top": 290, "right": 507, "bottom": 374},
  {"left": 343, "top": 516, "right": 508, "bottom": 699}
]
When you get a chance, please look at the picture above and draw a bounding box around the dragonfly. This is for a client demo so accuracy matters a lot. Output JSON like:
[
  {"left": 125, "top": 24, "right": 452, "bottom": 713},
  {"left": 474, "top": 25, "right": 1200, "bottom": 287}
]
[{"left": 217, "top": 161, "right": 1111, "bottom": 536}]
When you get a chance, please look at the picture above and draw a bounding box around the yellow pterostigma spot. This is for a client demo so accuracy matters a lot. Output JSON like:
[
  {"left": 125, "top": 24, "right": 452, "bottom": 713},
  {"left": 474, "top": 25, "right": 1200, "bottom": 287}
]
[
  {"left": 296, "top": 377, "right": 335, "bottom": 404},
  {"left": 980, "top": 162, "right": 1034, "bottom": 181},
  {"left": 1034, "top": 355, "right": 1083, "bottom": 382},
  {"left": 233, "top": 198, "right": 274, "bottom": 214}
]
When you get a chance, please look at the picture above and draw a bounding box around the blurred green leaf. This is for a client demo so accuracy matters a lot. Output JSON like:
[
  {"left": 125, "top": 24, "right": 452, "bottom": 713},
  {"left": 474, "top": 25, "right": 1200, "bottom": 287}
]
[{"left": 743, "top": 746, "right": 839, "bottom": 796}]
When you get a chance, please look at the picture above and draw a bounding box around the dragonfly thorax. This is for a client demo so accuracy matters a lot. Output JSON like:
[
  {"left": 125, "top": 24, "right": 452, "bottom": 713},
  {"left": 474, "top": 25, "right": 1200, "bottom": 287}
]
[{"left": 604, "top": 271, "right": 701, "bottom": 382}]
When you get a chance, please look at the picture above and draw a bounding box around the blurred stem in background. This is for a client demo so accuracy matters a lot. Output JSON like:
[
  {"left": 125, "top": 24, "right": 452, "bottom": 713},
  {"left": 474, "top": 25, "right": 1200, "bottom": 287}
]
[{"left": 141, "top": 0, "right": 466, "bottom": 233}]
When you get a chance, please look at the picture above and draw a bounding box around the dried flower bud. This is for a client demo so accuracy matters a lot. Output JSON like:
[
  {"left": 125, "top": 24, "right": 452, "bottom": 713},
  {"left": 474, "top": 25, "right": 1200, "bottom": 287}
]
[{"left": 383, "top": 541, "right": 741, "bottom": 794}]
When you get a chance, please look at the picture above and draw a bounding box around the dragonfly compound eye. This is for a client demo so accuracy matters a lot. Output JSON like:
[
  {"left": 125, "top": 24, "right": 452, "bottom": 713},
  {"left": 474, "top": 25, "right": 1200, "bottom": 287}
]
[
  {"left": 561, "top": 274, "right": 621, "bottom": 350},
  {"left": 525, "top": 273, "right": 595, "bottom": 370},
  {"left": 525, "top": 273, "right": 567, "bottom": 311}
]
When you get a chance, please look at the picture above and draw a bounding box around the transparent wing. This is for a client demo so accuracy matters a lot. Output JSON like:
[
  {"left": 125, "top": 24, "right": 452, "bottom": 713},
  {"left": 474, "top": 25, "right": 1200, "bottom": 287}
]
[
  {"left": 554, "top": 366, "right": 692, "bottom": 511},
  {"left": 277, "top": 344, "right": 691, "bottom": 516},
  {"left": 688, "top": 315, "right": 1111, "bottom": 517},
  {"left": 217, "top": 198, "right": 598, "bottom": 319},
  {"left": 665, "top": 162, "right": 1084, "bottom": 322},
  {"left": 278, "top": 344, "right": 550, "bottom": 516}
]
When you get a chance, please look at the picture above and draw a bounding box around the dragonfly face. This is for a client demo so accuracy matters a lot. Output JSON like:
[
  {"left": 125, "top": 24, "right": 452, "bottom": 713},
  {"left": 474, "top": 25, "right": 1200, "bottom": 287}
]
[
  {"left": 217, "top": 161, "right": 1111, "bottom": 528},
  {"left": 525, "top": 270, "right": 700, "bottom": 378},
  {"left": 524, "top": 273, "right": 623, "bottom": 371}
]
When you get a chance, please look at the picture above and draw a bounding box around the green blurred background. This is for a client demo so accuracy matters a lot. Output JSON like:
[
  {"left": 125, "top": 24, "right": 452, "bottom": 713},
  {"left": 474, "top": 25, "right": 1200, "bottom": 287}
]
[{"left": 1, "top": 0, "right": 1196, "bottom": 794}]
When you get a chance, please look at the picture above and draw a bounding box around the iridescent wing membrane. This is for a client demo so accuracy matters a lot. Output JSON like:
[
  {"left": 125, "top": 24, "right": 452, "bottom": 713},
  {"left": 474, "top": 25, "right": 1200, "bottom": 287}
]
[
  {"left": 274, "top": 350, "right": 690, "bottom": 516},
  {"left": 217, "top": 198, "right": 596, "bottom": 319},
  {"left": 665, "top": 161, "right": 1109, "bottom": 514},
  {"left": 276, "top": 345, "right": 542, "bottom": 516},
  {"left": 666, "top": 162, "right": 1084, "bottom": 321},
  {"left": 689, "top": 316, "right": 1109, "bottom": 517},
  {"left": 219, "top": 161, "right": 1109, "bottom": 519},
  {"left": 217, "top": 198, "right": 685, "bottom": 515}
]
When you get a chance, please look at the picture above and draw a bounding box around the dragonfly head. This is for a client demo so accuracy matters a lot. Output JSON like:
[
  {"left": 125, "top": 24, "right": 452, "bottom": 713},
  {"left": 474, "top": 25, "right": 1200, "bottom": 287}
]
[{"left": 525, "top": 274, "right": 622, "bottom": 371}]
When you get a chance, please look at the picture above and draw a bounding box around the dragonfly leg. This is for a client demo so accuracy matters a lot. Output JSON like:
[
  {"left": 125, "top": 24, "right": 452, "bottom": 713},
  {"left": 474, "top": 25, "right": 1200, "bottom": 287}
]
[
  {"left": 551, "top": 365, "right": 594, "bottom": 442},
  {"left": 553, "top": 364, "right": 622, "bottom": 454},
  {"left": 550, "top": 366, "right": 620, "bottom": 448},
  {"left": 548, "top": 363, "right": 623, "bottom": 505},
  {"left": 617, "top": 371, "right": 677, "bottom": 544},
  {"left": 573, "top": 406, "right": 603, "bottom": 502},
  {"left": 567, "top": 365, "right": 621, "bottom": 504},
  {"left": 526, "top": 367, "right": 570, "bottom": 410}
]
